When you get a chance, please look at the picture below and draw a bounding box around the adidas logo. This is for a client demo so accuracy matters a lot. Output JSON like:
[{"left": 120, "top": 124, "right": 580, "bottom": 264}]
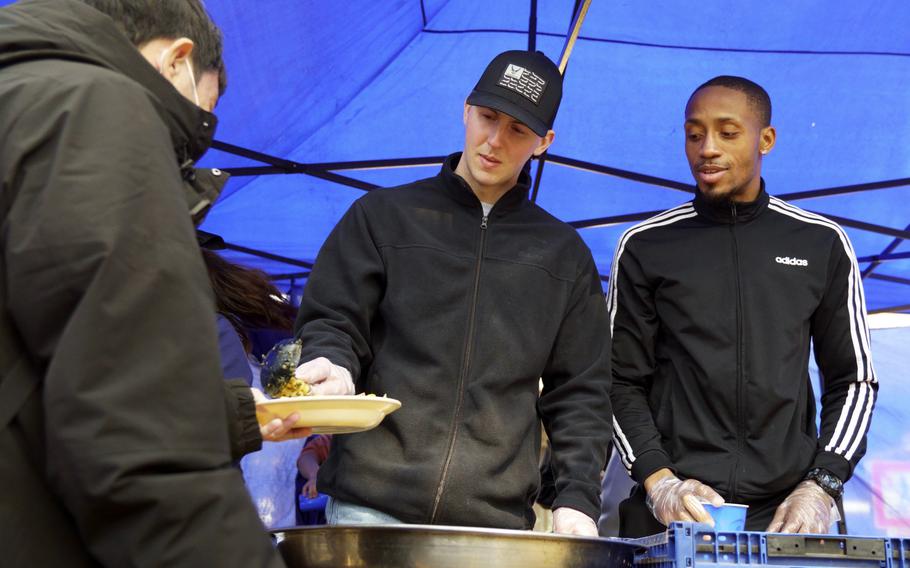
[{"left": 776, "top": 256, "right": 808, "bottom": 267}]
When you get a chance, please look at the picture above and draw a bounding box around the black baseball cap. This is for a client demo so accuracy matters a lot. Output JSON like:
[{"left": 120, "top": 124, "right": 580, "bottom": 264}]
[{"left": 466, "top": 50, "right": 563, "bottom": 137}]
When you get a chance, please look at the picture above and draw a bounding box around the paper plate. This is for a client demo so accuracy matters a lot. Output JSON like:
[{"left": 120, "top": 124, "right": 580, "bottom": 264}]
[{"left": 256, "top": 395, "right": 401, "bottom": 434}]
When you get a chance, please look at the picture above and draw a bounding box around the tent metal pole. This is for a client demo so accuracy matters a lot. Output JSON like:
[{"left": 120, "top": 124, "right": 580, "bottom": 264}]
[
  {"left": 221, "top": 166, "right": 292, "bottom": 176},
  {"left": 867, "top": 273, "right": 910, "bottom": 286},
  {"left": 214, "top": 140, "right": 444, "bottom": 171},
  {"left": 528, "top": 0, "right": 537, "bottom": 52},
  {"left": 547, "top": 153, "right": 695, "bottom": 192},
  {"left": 212, "top": 141, "right": 379, "bottom": 189},
  {"left": 779, "top": 177, "right": 910, "bottom": 200},
  {"left": 862, "top": 222, "right": 910, "bottom": 279},
  {"left": 270, "top": 271, "right": 312, "bottom": 281},
  {"left": 546, "top": 153, "right": 910, "bottom": 198},
  {"left": 211, "top": 140, "right": 906, "bottom": 203},
  {"left": 211, "top": 140, "right": 302, "bottom": 170},
  {"left": 856, "top": 251, "right": 910, "bottom": 264},
  {"left": 222, "top": 165, "right": 381, "bottom": 191},
  {"left": 530, "top": 0, "right": 591, "bottom": 204},
  {"left": 821, "top": 215, "right": 910, "bottom": 241},
  {"left": 222, "top": 242, "right": 314, "bottom": 269},
  {"left": 307, "top": 156, "right": 446, "bottom": 170},
  {"left": 558, "top": 0, "right": 591, "bottom": 74},
  {"left": 304, "top": 170, "right": 380, "bottom": 191},
  {"left": 530, "top": 158, "right": 546, "bottom": 203}
]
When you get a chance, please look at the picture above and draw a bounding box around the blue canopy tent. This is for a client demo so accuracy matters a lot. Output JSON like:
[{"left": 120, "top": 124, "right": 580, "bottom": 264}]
[
  {"left": 197, "top": 1, "right": 910, "bottom": 319},
  {"left": 4, "top": 0, "right": 908, "bottom": 535}
]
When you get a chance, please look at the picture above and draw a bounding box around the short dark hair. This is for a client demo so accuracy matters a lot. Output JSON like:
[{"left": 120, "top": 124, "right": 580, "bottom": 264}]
[
  {"left": 690, "top": 75, "right": 771, "bottom": 127},
  {"left": 80, "top": 0, "right": 227, "bottom": 94}
]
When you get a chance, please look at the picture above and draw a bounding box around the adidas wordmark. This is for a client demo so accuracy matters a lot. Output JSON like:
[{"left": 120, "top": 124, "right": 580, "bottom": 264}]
[{"left": 775, "top": 256, "right": 808, "bottom": 267}]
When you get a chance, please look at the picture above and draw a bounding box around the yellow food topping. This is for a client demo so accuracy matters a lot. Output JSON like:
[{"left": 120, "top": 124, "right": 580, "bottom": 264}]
[{"left": 275, "top": 379, "right": 311, "bottom": 398}]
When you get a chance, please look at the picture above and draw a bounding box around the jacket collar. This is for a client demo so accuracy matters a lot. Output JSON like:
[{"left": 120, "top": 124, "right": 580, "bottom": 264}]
[
  {"left": 693, "top": 179, "right": 770, "bottom": 224},
  {"left": 439, "top": 153, "right": 532, "bottom": 215}
]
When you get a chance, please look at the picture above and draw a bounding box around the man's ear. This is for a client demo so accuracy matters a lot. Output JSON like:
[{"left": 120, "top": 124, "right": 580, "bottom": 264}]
[
  {"left": 463, "top": 102, "right": 470, "bottom": 126},
  {"left": 158, "top": 37, "right": 195, "bottom": 80},
  {"left": 532, "top": 130, "right": 556, "bottom": 157},
  {"left": 759, "top": 125, "right": 776, "bottom": 156}
]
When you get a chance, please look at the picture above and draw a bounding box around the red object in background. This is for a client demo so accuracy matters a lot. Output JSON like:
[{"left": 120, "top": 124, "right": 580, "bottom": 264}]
[{"left": 871, "top": 460, "right": 910, "bottom": 529}]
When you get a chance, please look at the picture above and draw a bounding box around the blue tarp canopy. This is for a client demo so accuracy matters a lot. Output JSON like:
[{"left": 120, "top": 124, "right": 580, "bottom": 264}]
[{"left": 196, "top": 0, "right": 910, "bottom": 315}]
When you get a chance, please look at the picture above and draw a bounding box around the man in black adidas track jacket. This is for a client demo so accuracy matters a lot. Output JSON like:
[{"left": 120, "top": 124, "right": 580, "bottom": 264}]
[{"left": 610, "top": 76, "right": 877, "bottom": 535}]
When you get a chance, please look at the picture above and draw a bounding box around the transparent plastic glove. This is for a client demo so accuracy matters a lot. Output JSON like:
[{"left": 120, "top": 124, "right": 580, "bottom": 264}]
[
  {"left": 646, "top": 475, "right": 725, "bottom": 525},
  {"left": 766, "top": 480, "right": 836, "bottom": 534},
  {"left": 552, "top": 507, "right": 598, "bottom": 536},
  {"left": 295, "top": 357, "right": 355, "bottom": 396}
]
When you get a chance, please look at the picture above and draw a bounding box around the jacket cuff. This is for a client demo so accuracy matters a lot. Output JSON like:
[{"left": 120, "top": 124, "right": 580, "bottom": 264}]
[
  {"left": 551, "top": 489, "right": 600, "bottom": 523},
  {"left": 223, "top": 378, "right": 262, "bottom": 462},
  {"left": 630, "top": 448, "right": 674, "bottom": 485},
  {"left": 810, "top": 451, "right": 852, "bottom": 482}
]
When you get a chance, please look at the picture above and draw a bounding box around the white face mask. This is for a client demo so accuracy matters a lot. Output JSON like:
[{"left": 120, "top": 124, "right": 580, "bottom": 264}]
[{"left": 158, "top": 49, "right": 200, "bottom": 107}]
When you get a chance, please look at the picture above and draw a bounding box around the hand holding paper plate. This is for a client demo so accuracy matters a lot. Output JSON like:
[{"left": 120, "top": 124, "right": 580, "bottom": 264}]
[
  {"left": 255, "top": 394, "right": 402, "bottom": 434},
  {"left": 257, "top": 339, "right": 400, "bottom": 434}
]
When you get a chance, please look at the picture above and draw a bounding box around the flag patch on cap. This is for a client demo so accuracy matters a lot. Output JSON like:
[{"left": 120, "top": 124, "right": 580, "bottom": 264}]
[{"left": 497, "top": 64, "right": 546, "bottom": 105}]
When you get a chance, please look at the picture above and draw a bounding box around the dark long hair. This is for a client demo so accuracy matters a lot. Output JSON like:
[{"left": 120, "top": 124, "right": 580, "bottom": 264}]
[{"left": 201, "top": 249, "right": 296, "bottom": 352}]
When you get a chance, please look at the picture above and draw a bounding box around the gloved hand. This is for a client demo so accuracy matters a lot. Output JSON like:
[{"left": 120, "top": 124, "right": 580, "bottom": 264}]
[
  {"left": 553, "top": 507, "right": 598, "bottom": 537},
  {"left": 295, "top": 357, "right": 355, "bottom": 396},
  {"left": 766, "top": 480, "right": 836, "bottom": 534},
  {"left": 645, "top": 472, "right": 724, "bottom": 525}
]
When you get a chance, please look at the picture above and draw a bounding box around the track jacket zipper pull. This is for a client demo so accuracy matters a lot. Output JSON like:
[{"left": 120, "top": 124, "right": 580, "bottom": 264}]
[{"left": 481, "top": 215, "right": 488, "bottom": 229}]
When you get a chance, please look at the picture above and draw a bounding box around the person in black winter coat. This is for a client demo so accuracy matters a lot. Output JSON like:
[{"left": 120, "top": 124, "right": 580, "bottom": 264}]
[
  {"left": 0, "top": 1, "right": 285, "bottom": 565},
  {"left": 289, "top": 50, "right": 613, "bottom": 535},
  {"left": 609, "top": 76, "right": 877, "bottom": 536}
]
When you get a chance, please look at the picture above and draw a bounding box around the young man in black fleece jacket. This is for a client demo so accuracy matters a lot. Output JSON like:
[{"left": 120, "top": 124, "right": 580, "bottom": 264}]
[
  {"left": 609, "top": 76, "right": 877, "bottom": 536},
  {"left": 291, "top": 50, "right": 613, "bottom": 535}
]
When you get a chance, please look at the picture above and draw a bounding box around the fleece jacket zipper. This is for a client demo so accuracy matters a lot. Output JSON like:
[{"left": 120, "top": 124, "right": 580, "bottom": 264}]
[{"left": 430, "top": 212, "right": 489, "bottom": 522}]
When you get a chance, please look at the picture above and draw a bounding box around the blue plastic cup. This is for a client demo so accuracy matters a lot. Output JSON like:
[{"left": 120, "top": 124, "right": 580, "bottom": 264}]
[
  {"left": 703, "top": 503, "right": 749, "bottom": 531},
  {"left": 298, "top": 492, "right": 329, "bottom": 513}
]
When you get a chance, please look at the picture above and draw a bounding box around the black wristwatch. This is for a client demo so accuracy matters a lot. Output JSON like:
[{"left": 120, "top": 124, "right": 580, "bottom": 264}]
[{"left": 804, "top": 467, "right": 843, "bottom": 500}]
